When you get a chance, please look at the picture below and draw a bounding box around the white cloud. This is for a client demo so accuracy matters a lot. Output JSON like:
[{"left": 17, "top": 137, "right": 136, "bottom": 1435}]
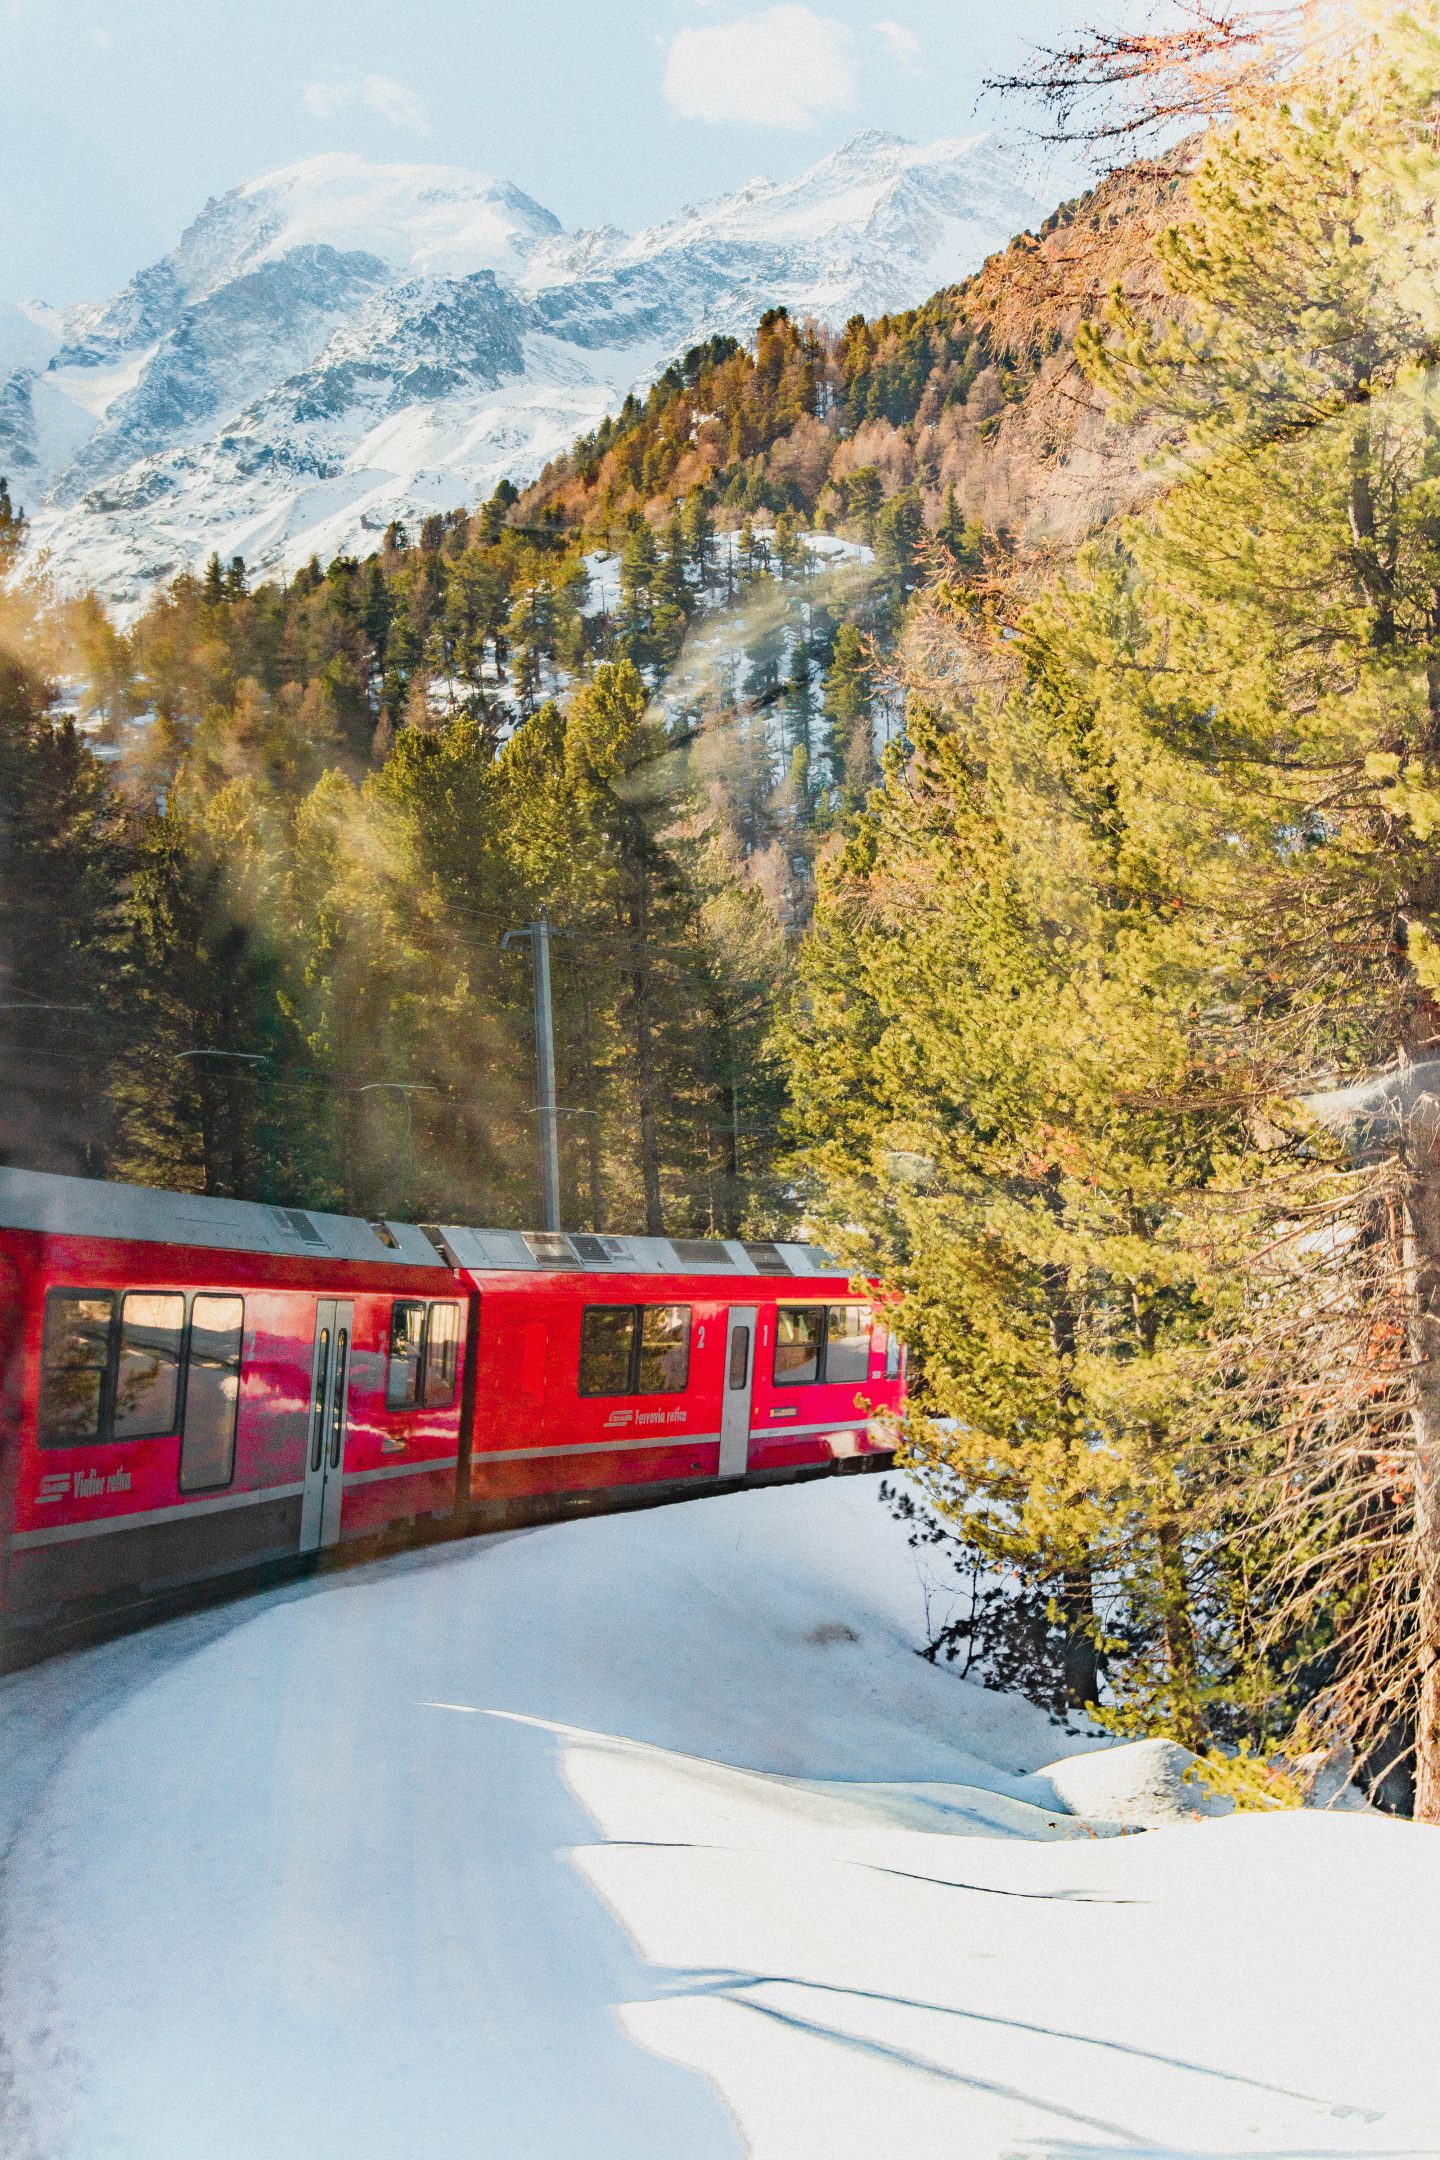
[
  {"left": 303, "top": 73, "right": 429, "bottom": 134},
  {"left": 663, "top": 6, "right": 856, "bottom": 130},
  {"left": 873, "top": 19, "right": 921, "bottom": 72}
]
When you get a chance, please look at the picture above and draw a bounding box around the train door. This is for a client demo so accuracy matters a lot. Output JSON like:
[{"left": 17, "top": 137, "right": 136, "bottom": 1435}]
[
  {"left": 300, "top": 1299, "right": 354, "bottom": 1553},
  {"left": 719, "top": 1304, "right": 757, "bottom": 1477}
]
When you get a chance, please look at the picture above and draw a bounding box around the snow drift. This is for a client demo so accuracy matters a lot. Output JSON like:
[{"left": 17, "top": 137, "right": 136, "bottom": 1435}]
[{"left": 1, "top": 1474, "right": 1435, "bottom": 2159}]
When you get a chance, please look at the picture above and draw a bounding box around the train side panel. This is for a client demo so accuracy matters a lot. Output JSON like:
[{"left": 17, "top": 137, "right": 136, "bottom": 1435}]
[
  {"left": 0, "top": 1175, "right": 906, "bottom": 1651},
  {"left": 336, "top": 1290, "right": 466, "bottom": 1540},
  {"left": 0, "top": 1231, "right": 465, "bottom": 1628},
  {"left": 464, "top": 1273, "right": 901, "bottom": 1509},
  {"left": 3, "top": 1242, "right": 308, "bottom": 1621},
  {"left": 748, "top": 1298, "right": 901, "bottom": 1472},
  {"left": 467, "top": 1275, "right": 726, "bottom": 1504}
]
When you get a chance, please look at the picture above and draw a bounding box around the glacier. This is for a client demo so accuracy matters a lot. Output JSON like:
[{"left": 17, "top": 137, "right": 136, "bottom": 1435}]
[{"left": 0, "top": 132, "right": 1055, "bottom": 611}]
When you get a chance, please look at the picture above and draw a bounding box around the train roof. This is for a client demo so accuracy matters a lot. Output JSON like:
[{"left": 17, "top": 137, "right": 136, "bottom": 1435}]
[{"left": 0, "top": 1166, "right": 841, "bottom": 1279}]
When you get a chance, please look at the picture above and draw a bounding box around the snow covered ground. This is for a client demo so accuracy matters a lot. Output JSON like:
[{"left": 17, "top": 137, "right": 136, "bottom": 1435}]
[{"left": 1, "top": 1475, "right": 1437, "bottom": 2159}]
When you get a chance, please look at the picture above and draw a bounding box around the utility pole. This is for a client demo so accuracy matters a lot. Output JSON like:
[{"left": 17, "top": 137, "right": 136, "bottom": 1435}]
[{"left": 502, "top": 913, "right": 561, "bottom": 1231}]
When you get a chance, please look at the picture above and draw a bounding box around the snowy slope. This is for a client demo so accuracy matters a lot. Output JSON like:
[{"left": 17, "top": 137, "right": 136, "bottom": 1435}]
[
  {"left": 4, "top": 134, "right": 1053, "bottom": 609},
  {"left": 1, "top": 1475, "right": 1436, "bottom": 2160}
]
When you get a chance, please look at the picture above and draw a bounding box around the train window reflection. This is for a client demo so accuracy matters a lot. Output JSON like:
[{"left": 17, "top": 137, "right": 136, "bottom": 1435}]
[
  {"left": 387, "top": 1300, "right": 426, "bottom": 1409},
  {"left": 773, "top": 1305, "right": 823, "bottom": 1385},
  {"left": 728, "top": 1324, "right": 751, "bottom": 1391},
  {"left": 773, "top": 1304, "right": 870, "bottom": 1387},
  {"left": 580, "top": 1304, "right": 692, "bottom": 1396},
  {"left": 422, "top": 1302, "right": 461, "bottom": 1407},
  {"left": 181, "top": 1295, "right": 244, "bottom": 1492},
  {"left": 824, "top": 1305, "right": 870, "bottom": 1387},
  {"left": 114, "top": 1292, "right": 185, "bottom": 1440},
  {"left": 39, "top": 1290, "right": 114, "bottom": 1446},
  {"left": 579, "top": 1305, "right": 635, "bottom": 1396},
  {"left": 637, "top": 1305, "right": 690, "bottom": 1394}
]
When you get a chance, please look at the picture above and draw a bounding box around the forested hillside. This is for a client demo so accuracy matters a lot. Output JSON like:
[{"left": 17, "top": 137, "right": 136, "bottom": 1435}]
[
  {"left": 0, "top": 393, "right": 909, "bottom": 1233},
  {"left": 0, "top": 147, "right": 1175, "bottom": 1232},
  {"left": 519, "top": 153, "right": 1178, "bottom": 550},
  {"left": 0, "top": 144, "right": 1186, "bottom": 1237}
]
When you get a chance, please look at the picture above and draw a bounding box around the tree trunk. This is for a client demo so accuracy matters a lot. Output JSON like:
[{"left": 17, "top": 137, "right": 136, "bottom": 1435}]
[
  {"left": 577, "top": 980, "right": 604, "bottom": 1233},
  {"left": 1044, "top": 1255, "right": 1100, "bottom": 1714},
  {"left": 1060, "top": 1565, "right": 1100, "bottom": 1712},
  {"left": 1401, "top": 1099, "right": 1440, "bottom": 1820},
  {"left": 1157, "top": 1515, "right": 1205, "bottom": 1751},
  {"left": 625, "top": 872, "right": 664, "bottom": 1237},
  {"left": 712, "top": 1021, "right": 741, "bottom": 1239}
]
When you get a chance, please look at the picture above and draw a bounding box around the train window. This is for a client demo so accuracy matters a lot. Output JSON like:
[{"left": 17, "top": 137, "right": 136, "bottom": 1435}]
[
  {"left": 824, "top": 1305, "right": 871, "bottom": 1387},
  {"left": 773, "top": 1304, "right": 871, "bottom": 1386},
  {"left": 386, "top": 1300, "right": 426, "bottom": 1409},
  {"left": 180, "top": 1295, "right": 244, "bottom": 1492},
  {"left": 636, "top": 1304, "right": 690, "bottom": 1394},
  {"left": 422, "top": 1302, "right": 462, "bottom": 1407},
  {"left": 884, "top": 1329, "right": 903, "bottom": 1382},
  {"left": 579, "top": 1305, "right": 692, "bottom": 1396},
  {"left": 773, "top": 1305, "right": 824, "bottom": 1386},
  {"left": 579, "top": 1305, "right": 635, "bottom": 1396},
  {"left": 113, "top": 1292, "right": 185, "bottom": 1440},
  {"left": 728, "top": 1324, "right": 752, "bottom": 1391},
  {"left": 38, "top": 1290, "right": 114, "bottom": 1446}
]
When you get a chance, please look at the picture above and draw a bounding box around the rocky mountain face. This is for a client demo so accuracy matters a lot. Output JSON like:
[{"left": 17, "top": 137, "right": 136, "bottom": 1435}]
[{"left": 0, "top": 134, "right": 1054, "bottom": 608}]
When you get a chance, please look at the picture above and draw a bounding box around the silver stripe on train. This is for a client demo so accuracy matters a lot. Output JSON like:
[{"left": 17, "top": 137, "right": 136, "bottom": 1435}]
[
  {"left": 344, "top": 1456, "right": 460, "bottom": 1486},
  {"left": 10, "top": 1480, "right": 308, "bottom": 1550},
  {"left": 9, "top": 1420, "right": 882, "bottom": 1550},
  {"left": 476, "top": 1432, "right": 722, "bottom": 1463},
  {"left": 749, "top": 1420, "right": 877, "bottom": 1440}
]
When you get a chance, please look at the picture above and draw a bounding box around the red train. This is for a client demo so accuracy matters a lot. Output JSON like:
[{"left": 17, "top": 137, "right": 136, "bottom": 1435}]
[{"left": 0, "top": 1166, "right": 903, "bottom": 1659}]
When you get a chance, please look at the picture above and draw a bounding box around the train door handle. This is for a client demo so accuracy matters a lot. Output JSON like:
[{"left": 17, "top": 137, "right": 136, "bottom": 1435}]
[
  {"left": 310, "top": 1329, "right": 331, "bottom": 1472},
  {"left": 328, "top": 1331, "right": 349, "bottom": 1469}
]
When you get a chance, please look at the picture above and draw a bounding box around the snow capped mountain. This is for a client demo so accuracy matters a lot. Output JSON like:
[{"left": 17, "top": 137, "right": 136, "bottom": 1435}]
[
  {"left": 4, "top": 134, "right": 1054, "bottom": 608},
  {"left": 0, "top": 300, "right": 60, "bottom": 380}
]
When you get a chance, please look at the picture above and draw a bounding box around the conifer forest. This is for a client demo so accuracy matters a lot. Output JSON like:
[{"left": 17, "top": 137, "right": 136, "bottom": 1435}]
[{"left": 11, "top": 5, "right": 1440, "bottom": 1826}]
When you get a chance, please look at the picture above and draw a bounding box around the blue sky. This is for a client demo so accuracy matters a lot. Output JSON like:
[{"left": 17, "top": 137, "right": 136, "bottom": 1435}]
[{"left": 2, "top": 0, "right": 1108, "bottom": 304}]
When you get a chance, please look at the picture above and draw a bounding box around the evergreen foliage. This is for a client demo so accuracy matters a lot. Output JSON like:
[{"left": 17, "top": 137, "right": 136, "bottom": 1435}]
[{"left": 786, "top": 9, "right": 1440, "bottom": 1807}]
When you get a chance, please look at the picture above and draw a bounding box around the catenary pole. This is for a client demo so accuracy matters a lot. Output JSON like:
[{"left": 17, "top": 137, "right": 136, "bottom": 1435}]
[{"left": 502, "top": 914, "right": 562, "bottom": 1231}]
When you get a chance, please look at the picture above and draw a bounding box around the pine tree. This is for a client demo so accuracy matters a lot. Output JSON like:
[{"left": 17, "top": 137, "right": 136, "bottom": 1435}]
[
  {"left": 618, "top": 518, "right": 661, "bottom": 672},
  {"left": 820, "top": 620, "right": 875, "bottom": 819},
  {"left": 785, "top": 614, "right": 1231, "bottom": 1732},
  {"left": 110, "top": 789, "right": 294, "bottom": 1199},
  {"left": 937, "top": 487, "right": 984, "bottom": 573},
  {"left": 0, "top": 646, "right": 129, "bottom": 1173},
  {"left": 681, "top": 487, "right": 717, "bottom": 591},
  {"left": 0, "top": 478, "right": 27, "bottom": 576}
]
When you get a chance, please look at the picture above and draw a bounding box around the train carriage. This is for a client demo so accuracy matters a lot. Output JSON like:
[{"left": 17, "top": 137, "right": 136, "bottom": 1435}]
[{"left": 0, "top": 1168, "right": 903, "bottom": 1660}]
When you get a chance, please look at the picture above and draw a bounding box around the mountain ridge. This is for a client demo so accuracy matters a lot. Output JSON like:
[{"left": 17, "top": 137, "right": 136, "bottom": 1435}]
[{"left": 0, "top": 133, "right": 1057, "bottom": 607}]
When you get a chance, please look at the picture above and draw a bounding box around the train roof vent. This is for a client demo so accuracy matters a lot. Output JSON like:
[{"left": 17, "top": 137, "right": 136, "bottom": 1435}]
[
  {"left": 569, "top": 1232, "right": 628, "bottom": 1266},
  {"left": 669, "top": 1239, "right": 732, "bottom": 1267},
  {"left": 420, "top": 1223, "right": 461, "bottom": 1267},
  {"left": 743, "top": 1240, "right": 792, "bottom": 1275},
  {"left": 271, "top": 1206, "right": 326, "bottom": 1248},
  {"left": 522, "top": 1231, "right": 579, "bottom": 1268},
  {"left": 369, "top": 1220, "right": 400, "bottom": 1251}
]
